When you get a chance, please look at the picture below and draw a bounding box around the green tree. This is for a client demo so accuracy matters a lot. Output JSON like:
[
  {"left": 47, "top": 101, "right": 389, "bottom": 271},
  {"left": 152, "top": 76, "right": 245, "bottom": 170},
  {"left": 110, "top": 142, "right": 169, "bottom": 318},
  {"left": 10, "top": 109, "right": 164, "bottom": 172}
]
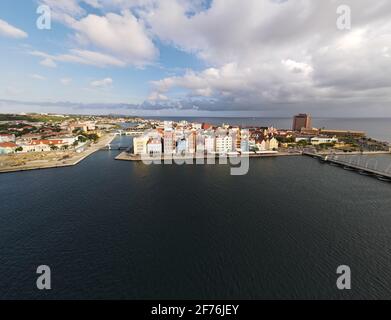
[
  {"left": 87, "top": 133, "right": 99, "bottom": 142},
  {"left": 78, "top": 135, "right": 88, "bottom": 143}
]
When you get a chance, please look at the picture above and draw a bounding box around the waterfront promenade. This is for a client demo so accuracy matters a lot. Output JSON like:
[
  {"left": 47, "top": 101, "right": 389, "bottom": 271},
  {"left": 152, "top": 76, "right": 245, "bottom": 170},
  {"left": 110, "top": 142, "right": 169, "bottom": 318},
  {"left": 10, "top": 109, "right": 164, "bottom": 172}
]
[
  {"left": 115, "top": 151, "right": 302, "bottom": 162},
  {"left": 0, "top": 133, "right": 116, "bottom": 174}
]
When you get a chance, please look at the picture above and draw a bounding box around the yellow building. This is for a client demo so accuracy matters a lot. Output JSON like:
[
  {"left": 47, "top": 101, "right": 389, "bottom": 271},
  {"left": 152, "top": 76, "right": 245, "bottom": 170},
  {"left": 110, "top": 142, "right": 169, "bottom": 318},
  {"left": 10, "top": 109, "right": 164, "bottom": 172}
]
[
  {"left": 269, "top": 137, "right": 279, "bottom": 150},
  {"left": 133, "top": 136, "right": 149, "bottom": 155}
]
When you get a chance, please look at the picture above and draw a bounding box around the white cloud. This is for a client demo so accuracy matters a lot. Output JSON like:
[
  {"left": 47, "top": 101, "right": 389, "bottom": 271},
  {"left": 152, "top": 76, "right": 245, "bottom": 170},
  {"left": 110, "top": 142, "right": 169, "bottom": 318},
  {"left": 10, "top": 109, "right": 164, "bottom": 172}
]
[
  {"left": 30, "top": 49, "right": 126, "bottom": 68},
  {"left": 90, "top": 77, "right": 113, "bottom": 88},
  {"left": 0, "top": 19, "right": 28, "bottom": 39},
  {"left": 148, "top": 91, "right": 169, "bottom": 101},
  {"left": 60, "top": 78, "right": 72, "bottom": 85},
  {"left": 25, "top": 0, "right": 391, "bottom": 114},
  {"left": 142, "top": 0, "right": 391, "bottom": 112},
  {"left": 71, "top": 11, "right": 157, "bottom": 66},
  {"left": 38, "top": 1, "right": 158, "bottom": 67},
  {"left": 40, "top": 58, "right": 57, "bottom": 68},
  {"left": 30, "top": 74, "right": 46, "bottom": 80}
]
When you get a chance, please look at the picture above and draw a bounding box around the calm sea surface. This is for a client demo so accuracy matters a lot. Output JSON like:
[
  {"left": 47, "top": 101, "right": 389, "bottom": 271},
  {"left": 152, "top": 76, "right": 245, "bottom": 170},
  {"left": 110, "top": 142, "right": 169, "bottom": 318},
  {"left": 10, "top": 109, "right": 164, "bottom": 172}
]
[{"left": 1, "top": 118, "right": 391, "bottom": 299}]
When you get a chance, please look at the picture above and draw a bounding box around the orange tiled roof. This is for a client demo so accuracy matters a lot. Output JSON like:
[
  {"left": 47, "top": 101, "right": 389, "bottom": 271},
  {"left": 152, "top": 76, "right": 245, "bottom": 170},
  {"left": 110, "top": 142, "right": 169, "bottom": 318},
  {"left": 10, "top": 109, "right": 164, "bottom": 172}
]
[
  {"left": 30, "top": 140, "right": 63, "bottom": 145},
  {"left": 0, "top": 142, "right": 17, "bottom": 148}
]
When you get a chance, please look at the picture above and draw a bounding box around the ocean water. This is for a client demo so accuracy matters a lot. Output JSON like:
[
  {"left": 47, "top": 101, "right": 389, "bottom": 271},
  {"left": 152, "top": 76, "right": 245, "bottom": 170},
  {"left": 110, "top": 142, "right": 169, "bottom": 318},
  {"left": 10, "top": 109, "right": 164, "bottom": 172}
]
[{"left": 1, "top": 133, "right": 391, "bottom": 299}]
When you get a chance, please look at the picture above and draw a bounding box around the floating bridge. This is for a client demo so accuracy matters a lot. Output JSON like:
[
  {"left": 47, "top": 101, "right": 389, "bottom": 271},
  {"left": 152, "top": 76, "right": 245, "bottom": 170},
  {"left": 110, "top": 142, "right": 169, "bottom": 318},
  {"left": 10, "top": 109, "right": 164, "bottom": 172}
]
[{"left": 303, "top": 152, "right": 391, "bottom": 182}]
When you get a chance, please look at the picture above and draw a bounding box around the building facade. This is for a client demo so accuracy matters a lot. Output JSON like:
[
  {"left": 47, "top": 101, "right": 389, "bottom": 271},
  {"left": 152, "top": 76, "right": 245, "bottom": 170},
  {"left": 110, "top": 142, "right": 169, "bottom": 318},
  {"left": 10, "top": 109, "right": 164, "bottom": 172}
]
[
  {"left": 293, "top": 114, "right": 312, "bottom": 132},
  {"left": 216, "top": 135, "right": 233, "bottom": 154},
  {"left": 133, "top": 136, "right": 149, "bottom": 155},
  {"left": 163, "top": 130, "right": 175, "bottom": 154}
]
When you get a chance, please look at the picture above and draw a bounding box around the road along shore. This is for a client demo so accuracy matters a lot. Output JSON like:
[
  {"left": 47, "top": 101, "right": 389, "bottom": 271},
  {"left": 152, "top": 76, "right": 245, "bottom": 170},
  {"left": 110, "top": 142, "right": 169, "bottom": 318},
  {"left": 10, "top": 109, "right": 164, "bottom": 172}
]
[{"left": 0, "top": 133, "right": 116, "bottom": 174}]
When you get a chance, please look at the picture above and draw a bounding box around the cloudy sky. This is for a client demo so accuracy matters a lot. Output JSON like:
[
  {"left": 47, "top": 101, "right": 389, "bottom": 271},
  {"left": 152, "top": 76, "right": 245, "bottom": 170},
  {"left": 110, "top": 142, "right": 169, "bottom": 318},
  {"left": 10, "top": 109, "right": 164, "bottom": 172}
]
[{"left": 0, "top": 0, "right": 391, "bottom": 116}]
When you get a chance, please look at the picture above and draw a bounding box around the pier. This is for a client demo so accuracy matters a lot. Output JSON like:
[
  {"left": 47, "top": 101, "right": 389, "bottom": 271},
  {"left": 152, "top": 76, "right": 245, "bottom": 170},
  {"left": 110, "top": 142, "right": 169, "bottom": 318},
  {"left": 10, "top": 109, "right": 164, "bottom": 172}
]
[{"left": 304, "top": 152, "right": 391, "bottom": 182}]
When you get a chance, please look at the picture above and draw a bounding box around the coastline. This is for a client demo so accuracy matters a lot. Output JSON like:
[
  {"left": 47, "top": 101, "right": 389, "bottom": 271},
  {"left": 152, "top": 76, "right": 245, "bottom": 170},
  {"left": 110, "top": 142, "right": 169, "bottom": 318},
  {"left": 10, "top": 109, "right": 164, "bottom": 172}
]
[
  {"left": 115, "top": 150, "right": 391, "bottom": 162},
  {"left": 0, "top": 133, "right": 116, "bottom": 174},
  {"left": 115, "top": 151, "right": 303, "bottom": 161},
  {"left": 1, "top": 136, "right": 389, "bottom": 173}
]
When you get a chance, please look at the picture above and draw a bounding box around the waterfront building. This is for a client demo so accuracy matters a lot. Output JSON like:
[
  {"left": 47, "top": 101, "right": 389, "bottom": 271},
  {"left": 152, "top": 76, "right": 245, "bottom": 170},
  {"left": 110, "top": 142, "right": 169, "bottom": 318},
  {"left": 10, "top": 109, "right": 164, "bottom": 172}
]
[
  {"left": 25, "top": 140, "right": 65, "bottom": 152},
  {"left": 205, "top": 135, "right": 216, "bottom": 153},
  {"left": 147, "top": 138, "right": 162, "bottom": 155},
  {"left": 216, "top": 135, "right": 233, "bottom": 154},
  {"left": 229, "top": 128, "right": 239, "bottom": 152},
  {"left": 195, "top": 132, "right": 205, "bottom": 153},
  {"left": 265, "top": 139, "right": 270, "bottom": 150},
  {"left": 185, "top": 131, "right": 196, "bottom": 153},
  {"left": 235, "top": 129, "right": 242, "bottom": 150},
  {"left": 176, "top": 138, "right": 187, "bottom": 154},
  {"left": 293, "top": 114, "right": 312, "bottom": 132},
  {"left": 133, "top": 136, "right": 149, "bottom": 155},
  {"left": 163, "top": 130, "right": 175, "bottom": 154},
  {"left": 0, "top": 142, "right": 17, "bottom": 154},
  {"left": 257, "top": 140, "right": 267, "bottom": 151},
  {"left": 240, "top": 129, "right": 250, "bottom": 152},
  {"left": 269, "top": 137, "right": 279, "bottom": 150},
  {"left": 0, "top": 134, "right": 16, "bottom": 143}
]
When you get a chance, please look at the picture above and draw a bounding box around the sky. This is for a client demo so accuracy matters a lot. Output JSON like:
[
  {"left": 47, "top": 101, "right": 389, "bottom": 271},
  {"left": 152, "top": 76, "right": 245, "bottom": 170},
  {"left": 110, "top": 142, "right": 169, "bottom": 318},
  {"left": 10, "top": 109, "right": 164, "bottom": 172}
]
[{"left": 0, "top": 0, "right": 391, "bottom": 117}]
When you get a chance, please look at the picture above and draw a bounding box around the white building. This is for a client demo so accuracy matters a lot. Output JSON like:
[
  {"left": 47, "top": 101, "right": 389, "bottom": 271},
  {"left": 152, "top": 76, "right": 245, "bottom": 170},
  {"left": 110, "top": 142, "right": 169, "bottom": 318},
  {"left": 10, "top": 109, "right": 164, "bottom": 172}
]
[
  {"left": 205, "top": 136, "right": 215, "bottom": 153},
  {"left": 216, "top": 135, "right": 233, "bottom": 154},
  {"left": 311, "top": 137, "right": 338, "bottom": 145},
  {"left": 0, "top": 134, "right": 16, "bottom": 143},
  {"left": 164, "top": 121, "right": 173, "bottom": 130},
  {"left": 0, "top": 142, "right": 17, "bottom": 154},
  {"left": 192, "top": 123, "right": 202, "bottom": 130},
  {"left": 147, "top": 138, "right": 162, "bottom": 155}
]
